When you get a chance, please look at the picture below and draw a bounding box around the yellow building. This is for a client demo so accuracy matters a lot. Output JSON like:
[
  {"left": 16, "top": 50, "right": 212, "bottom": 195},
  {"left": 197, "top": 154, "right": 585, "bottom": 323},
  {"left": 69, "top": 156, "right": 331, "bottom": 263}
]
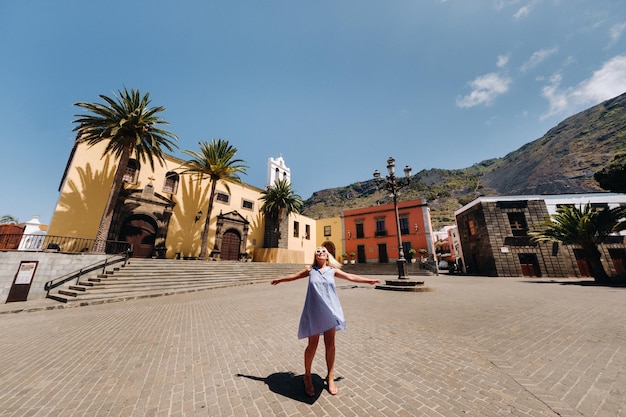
[
  {"left": 47, "top": 141, "right": 316, "bottom": 263},
  {"left": 315, "top": 216, "right": 345, "bottom": 262}
]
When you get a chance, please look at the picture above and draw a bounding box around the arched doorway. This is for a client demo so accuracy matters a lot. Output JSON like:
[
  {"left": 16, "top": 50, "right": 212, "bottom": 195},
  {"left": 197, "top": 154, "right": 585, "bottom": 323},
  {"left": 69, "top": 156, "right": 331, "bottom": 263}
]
[
  {"left": 321, "top": 241, "right": 336, "bottom": 258},
  {"left": 221, "top": 229, "right": 242, "bottom": 261},
  {"left": 119, "top": 214, "right": 157, "bottom": 258}
]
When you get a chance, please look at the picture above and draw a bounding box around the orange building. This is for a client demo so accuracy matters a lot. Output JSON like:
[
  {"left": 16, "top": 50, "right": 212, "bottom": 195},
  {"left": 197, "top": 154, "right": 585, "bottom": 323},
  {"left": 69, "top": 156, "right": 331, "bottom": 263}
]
[{"left": 342, "top": 199, "right": 435, "bottom": 264}]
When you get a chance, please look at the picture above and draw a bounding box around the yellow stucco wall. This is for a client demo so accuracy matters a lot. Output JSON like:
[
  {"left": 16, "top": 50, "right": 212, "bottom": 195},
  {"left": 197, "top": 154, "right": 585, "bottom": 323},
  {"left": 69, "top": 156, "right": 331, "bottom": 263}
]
[
  {"left": 315, "top": 216, "right": 344, "bottom": 262},
  {"left": 48, "top": 141, "right": 315, "bottom": 262}
]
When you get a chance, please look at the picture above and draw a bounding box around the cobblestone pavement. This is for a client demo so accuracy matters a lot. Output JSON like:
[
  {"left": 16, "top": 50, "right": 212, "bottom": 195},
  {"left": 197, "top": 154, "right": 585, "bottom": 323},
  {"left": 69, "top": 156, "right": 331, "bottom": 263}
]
[{"left": 0, "top": 275, "right": 625, "bottom": 417}]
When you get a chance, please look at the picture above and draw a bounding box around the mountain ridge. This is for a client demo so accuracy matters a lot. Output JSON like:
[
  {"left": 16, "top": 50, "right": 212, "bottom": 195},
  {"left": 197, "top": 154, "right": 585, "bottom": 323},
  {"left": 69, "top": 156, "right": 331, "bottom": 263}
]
[{"left": 302, "top": 91, "right": 626, "bottom": 229}]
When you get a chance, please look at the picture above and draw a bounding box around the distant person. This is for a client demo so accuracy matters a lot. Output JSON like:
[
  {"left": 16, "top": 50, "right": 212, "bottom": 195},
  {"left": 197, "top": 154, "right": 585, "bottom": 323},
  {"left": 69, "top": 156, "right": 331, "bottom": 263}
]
[{"left": 271, "top": 247, "right": 379, "bottom": 396}]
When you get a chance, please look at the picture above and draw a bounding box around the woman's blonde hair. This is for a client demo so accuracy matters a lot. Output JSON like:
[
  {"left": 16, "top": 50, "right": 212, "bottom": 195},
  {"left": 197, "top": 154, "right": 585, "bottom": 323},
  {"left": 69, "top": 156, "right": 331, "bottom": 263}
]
[{"left": 311, "top": 247, "right": 342, "bottom": 269}]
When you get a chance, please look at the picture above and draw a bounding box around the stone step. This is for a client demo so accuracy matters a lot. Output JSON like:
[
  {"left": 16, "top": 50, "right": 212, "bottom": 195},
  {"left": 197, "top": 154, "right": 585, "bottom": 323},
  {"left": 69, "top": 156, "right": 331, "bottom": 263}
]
[
  {"left": 47, "top": 261, "right": 306, "bottom": 304},
  {"left": 47, "top": 259, "right": 423, "bottom": 304}
]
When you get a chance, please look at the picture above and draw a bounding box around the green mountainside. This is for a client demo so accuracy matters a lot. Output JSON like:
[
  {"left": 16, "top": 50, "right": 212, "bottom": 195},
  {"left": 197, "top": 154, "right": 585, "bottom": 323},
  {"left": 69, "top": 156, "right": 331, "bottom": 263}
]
[{"left": 302, "top": 92, "right": 626, "bottom": 229}]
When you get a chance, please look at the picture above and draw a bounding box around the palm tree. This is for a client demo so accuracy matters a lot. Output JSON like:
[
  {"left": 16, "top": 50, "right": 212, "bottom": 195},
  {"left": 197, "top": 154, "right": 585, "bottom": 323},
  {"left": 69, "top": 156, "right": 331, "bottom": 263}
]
[
  {"left": 0, "top": 215, "right": 18, "bottom": 224},
  {"left": 73, "top": 87, "right": 178, "bottom": 253},
  {"left": 180, "top": 139, "right": 248, "bottom": 260},
  {"left": 530, "top": 203, "right": 626, "bottom": 282},
  {"left": 259, "top": 178, "right": 304, "bottom": 248}
]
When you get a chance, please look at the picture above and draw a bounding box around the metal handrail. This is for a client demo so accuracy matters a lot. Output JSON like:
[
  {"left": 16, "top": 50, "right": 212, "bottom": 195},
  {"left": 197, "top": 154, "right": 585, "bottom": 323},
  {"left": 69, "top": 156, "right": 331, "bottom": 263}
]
[
  {"left": 44, "top": 250, "right": 130, "bottom": 294},
  {"left": 0, "top": 233, "right": 131, "bottom": 254}
]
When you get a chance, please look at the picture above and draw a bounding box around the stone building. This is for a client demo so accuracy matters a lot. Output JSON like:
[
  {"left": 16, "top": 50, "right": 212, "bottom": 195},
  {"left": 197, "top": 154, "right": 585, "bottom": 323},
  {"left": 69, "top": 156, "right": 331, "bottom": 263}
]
[{"left": 454, "top": 193, "right": 626, "bottom": 277}]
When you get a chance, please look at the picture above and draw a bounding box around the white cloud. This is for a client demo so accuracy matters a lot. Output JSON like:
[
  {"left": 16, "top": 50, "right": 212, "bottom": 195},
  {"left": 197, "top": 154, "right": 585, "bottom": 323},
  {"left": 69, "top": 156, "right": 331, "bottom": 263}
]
[
  {"left": 541, "top": 55, "right": 626, "bottom": 119},
  {"left": 608, "top": 22, "right": 626, "bottom": 46},
  {"left": 521, "top": 47, "right": 559, "bottom": 72},
  {"left": 513, "top": 5, "right": 532, "bottom": 20},
  {"left": 456, "top": 73, "right": 512, "bottom": 108},
  {"left": 497, "top": 53, "right": 510, "bottom": 68}
]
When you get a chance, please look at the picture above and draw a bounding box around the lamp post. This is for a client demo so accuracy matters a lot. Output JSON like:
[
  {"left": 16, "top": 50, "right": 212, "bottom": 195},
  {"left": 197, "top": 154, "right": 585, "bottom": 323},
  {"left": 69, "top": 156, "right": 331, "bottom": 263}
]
[{"left": 373, "top": 157, "right": 412, "bottom": 279}]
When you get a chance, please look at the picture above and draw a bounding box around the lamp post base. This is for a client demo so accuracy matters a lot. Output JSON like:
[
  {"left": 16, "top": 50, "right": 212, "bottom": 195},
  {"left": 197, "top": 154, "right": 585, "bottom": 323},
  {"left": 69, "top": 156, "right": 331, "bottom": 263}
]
[
  {"left": 396, "top": 259, "right": 408, "bottom": 279},
  {"left": 375, "top": 278, "right": 435, "bottom": 292}
]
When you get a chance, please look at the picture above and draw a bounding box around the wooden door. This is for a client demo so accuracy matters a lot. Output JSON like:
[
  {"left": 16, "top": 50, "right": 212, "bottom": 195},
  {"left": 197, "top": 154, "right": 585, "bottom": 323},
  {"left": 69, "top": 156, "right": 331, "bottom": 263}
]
[
  {"left": 378, "top": 243, "right": 388, "bottom": 263},
  {"left": 221, "top": 230, "right": 241, "bottom": 261},
  {"left": 120, "top": 216, "right": 157, "bottom": 258}
]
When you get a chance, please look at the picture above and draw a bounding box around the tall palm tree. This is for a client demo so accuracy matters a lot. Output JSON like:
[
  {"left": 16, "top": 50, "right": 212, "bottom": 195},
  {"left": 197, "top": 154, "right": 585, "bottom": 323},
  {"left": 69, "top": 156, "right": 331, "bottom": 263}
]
[
  {"left": 180, "top": 139, "right": 248, "bottom": 260},
  {"left": 259, "top": 178, "right": 304, "bottom": 248},
  {"left": 73, "top": 88, "right": 178, "bottom": 253},
  {"left": 530, "top": 203, "right": 626, "bottom": 282}
]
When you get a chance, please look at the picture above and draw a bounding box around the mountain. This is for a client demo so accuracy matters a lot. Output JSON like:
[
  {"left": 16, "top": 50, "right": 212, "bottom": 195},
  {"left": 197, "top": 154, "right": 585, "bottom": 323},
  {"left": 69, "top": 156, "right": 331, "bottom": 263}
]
[{"left": 302, "top": 92, "right": 626, "bottom": 229}]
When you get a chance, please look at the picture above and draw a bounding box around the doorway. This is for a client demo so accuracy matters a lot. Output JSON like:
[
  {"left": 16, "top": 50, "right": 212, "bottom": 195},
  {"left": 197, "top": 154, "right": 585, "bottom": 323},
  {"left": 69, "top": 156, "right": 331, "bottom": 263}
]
[
  {"left": 518, "top": 253, "right": 541, "bottom": 277},
  {"left": 378, "top": 243, "right": 388, "bottom": 263},
  {"left": 119, "top": 215, "right": 157, "bottom": 258},
  {"left": 221, "top": 229, "right": 242, "bottom": 261}
]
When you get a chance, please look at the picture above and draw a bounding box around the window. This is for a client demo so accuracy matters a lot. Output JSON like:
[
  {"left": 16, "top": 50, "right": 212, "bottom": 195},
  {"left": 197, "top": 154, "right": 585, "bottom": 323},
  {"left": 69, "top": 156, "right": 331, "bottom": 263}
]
[
  {"left": 242, "top": 199, "right": 254, "bottom": 210},
  {"left": 507, "top": 212, "right": 528, "bottom": 237},
  {"left": 324, "top": 225, "right": 331, "bottom": 237},
  {"left": 375, "top": 218, "right": 387, "bottom": 237},
  {"left": 216, "top": 192, "right": 229, "bottom": 203},
  {"left": 591, "top": 203, "right": 609, "bottom": 211},
  {"left": 356, "top": 222, "right": 364, "bottom": 238},
  {"left": 399, "top": 215, "right": 409, "bottom": 235},
  {"left": 163, "top": 172, "right": 179, "bottom": 194},
  {"left": 402, "top": 242, "right": 413, "bottom": 258},
  {"left": 293, "top": 221, "right": 300, "bottom": 238},
  {"left": 305, "top": 225, "right": 310, "bottom": 240},
  {"left": 123, "top": 159, "right": 139, "bottom": 184},
  {"left": 468, "top": 219, "right": 476, "bottom": 236}
]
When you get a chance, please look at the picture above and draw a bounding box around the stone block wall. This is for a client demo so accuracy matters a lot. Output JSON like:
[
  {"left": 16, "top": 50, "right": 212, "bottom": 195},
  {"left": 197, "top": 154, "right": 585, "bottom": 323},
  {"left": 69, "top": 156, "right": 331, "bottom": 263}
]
[{"left": 0, "top": 252, "right": 110, "bottom": 303}]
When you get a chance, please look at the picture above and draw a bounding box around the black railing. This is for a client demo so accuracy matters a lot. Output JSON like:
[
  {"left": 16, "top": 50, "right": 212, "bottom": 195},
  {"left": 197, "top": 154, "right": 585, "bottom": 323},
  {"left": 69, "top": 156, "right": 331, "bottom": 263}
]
[
  {"left": 0, "top": 233, "right": 130, "bottom": 254},
  {"left": 44, "top": 251, "right": 130, "bottom": 297}
]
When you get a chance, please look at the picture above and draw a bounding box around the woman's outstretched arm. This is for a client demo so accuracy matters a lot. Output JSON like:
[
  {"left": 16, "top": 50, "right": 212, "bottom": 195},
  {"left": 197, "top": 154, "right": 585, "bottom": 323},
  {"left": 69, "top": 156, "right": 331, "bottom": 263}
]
[
  {"left": 271, "top": 268, "right": 310, "bottom": 285},
  {"left": 334, "top": 269, "right": 380, "bottom": 285}
]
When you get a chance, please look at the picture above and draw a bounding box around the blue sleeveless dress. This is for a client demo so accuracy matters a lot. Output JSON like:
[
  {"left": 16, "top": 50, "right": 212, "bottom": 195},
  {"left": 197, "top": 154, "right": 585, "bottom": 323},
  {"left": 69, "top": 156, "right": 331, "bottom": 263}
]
[{"left": 297, "top": 266, "right": 346, "bottom": 339}]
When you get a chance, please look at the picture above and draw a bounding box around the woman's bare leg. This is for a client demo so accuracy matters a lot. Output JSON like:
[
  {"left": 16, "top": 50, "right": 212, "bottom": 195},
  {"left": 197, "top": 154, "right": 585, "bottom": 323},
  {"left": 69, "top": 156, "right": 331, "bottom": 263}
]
[
  {"left": 303, "top": 335, "right": 319, "bottom": 396},
  {"left": 305, "top": 335, "right": 320, "bottom": 375},
  {"left": 323, "top": 328, "right": 338, "bottom": 394}
]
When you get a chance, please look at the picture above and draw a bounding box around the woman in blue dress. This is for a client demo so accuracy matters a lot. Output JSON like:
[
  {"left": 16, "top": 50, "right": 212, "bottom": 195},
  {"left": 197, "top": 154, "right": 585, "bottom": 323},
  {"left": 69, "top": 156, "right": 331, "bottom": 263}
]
[{"left": 271, "top": 247, "right": 379, "bottom": 396}]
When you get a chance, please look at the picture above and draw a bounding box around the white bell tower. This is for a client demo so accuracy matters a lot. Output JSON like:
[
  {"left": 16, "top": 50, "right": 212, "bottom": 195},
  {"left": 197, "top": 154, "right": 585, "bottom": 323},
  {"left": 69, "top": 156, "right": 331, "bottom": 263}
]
[{"left": 267, "top": 154, "right": 291, "bottom": 187}]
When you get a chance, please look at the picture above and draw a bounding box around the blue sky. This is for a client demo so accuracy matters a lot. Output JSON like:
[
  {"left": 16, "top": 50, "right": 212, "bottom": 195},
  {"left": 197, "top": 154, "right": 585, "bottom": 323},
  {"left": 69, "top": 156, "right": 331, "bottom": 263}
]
[{"left": 2, "top": 0, "right": 625, "bottom": 225}]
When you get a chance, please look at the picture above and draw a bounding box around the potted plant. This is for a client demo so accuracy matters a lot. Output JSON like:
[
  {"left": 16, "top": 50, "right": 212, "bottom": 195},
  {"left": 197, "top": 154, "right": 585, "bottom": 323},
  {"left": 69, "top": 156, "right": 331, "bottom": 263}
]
[
  {"left": 349, "top": 252, "right": 356, "bottom": 264},
  {"left": 341, "top": 253, "right": 348, "bottom": 264},
  {"left": 408, "top": 248, "right": 417, "bottom": 263}
]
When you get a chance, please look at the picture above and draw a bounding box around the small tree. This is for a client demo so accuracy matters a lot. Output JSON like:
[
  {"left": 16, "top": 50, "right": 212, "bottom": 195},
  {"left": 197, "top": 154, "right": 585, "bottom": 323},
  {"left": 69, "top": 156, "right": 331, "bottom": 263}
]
[
  {"left": 0, "top": 215, "right": 19, "bottom": 224},
  {"left": 530, "top": 203, "right": 626, "bottom": 283},
  {"left": 259, "top": 179, "right": 303, "bottom": 248},
  {"left": 594, "top": 153, "right": 626, "bottom": 193}
]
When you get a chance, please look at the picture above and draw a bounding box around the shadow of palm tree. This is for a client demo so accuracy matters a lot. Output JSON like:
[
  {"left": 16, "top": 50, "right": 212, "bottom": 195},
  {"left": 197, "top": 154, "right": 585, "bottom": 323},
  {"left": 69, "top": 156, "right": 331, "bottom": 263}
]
[
  {"left": 236, "top": 372, "right": 324, "bottom": 404},
  {"left": 167, "top": 176, "right": 208, "bottom": 257},
  {"left": 51, "top": 156, "right": 116, "bottom": 236}
]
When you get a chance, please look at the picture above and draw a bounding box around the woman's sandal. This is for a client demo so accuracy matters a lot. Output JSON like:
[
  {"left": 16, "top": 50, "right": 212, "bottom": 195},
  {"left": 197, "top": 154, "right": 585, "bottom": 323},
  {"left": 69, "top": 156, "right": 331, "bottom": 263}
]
[
  {"left": 303, "top": 374, "right": 315, "bottom": 397},
  {"left": 326, "top": 374, "right": 338, "bottom": 395}
]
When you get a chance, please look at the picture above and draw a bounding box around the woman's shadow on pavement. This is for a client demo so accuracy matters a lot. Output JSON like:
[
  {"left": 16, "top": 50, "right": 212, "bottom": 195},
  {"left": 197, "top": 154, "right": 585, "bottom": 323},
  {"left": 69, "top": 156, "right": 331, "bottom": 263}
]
[{"left": 236, "top": 372, "right": 324, "bottom": 404}]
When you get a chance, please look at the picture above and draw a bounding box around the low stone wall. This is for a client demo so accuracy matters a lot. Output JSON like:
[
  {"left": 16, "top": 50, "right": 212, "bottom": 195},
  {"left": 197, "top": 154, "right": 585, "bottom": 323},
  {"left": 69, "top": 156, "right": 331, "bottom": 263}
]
[{"left": 0, "top": 251, "right": 110, "bottom": 303}]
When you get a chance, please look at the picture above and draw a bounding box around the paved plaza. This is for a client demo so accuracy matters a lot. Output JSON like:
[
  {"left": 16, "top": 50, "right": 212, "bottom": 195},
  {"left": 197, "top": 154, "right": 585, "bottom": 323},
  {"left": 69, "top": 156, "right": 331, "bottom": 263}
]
[{"left": 0, "top": 275, "right": 624, "bottom": 417}]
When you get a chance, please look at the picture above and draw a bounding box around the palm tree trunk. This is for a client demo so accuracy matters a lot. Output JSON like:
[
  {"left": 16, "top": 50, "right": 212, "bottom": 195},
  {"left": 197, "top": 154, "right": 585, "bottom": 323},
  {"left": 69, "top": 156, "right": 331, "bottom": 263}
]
[
  {"left": 199, "top": 179, "right": 217, "bottom": 260},
  {"left": 587, "top": 248, "right": 610, "bottom": 283},
  {"left": 94, "top": 149, "right": 131, "bottom": 253}
]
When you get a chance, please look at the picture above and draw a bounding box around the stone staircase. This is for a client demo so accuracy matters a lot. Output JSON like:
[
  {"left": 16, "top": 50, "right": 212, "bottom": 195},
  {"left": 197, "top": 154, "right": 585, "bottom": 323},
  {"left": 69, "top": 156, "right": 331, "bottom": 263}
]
[{"left": 47, "top": 259, "right": 307, "bottom": 304}]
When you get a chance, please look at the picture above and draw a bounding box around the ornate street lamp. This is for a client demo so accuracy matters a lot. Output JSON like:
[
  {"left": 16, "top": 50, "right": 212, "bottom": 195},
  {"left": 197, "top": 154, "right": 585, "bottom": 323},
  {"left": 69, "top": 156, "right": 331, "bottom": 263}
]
[{"left": 373, "top": 157, "right": 412, "bottom": 279}]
